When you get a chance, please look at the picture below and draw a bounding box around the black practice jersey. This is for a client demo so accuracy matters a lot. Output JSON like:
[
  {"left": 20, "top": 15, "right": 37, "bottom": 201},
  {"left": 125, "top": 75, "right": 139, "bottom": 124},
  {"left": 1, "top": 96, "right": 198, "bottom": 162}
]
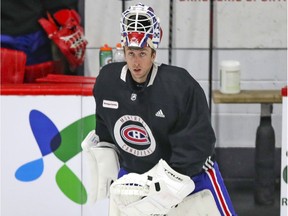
[{"left": 93, "top": 62, "right": 216, "bottom": 177}]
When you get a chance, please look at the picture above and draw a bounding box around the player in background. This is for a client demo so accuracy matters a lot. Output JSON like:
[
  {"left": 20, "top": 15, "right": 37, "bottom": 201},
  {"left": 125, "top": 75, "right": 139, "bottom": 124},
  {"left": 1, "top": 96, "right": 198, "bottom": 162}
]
[
  {"left": 1, "top": 0, "right": 87, "bottom": 83},
  {"left": 82, "top": 3, "right": 236, "bottom": 216}
]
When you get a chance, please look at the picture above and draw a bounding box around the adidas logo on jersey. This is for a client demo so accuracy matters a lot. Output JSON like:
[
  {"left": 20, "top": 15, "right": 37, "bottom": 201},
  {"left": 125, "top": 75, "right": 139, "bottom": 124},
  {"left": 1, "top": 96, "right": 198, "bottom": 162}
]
[{"left": 155, "top": 109, "right": 165, "bottom": 118}]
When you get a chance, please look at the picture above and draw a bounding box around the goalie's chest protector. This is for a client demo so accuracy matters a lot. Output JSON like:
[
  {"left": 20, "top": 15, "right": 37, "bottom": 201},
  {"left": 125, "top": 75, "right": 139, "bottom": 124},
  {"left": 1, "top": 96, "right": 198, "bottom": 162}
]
[{"left": 94, "top": 62, "right": 197, "bottom": 173}]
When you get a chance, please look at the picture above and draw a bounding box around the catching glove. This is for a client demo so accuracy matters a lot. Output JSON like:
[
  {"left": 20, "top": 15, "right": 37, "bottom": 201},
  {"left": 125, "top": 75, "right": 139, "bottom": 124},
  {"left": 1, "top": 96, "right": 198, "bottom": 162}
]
[{"left": 110, "top": 159, "right": 195, "bottom": 216}]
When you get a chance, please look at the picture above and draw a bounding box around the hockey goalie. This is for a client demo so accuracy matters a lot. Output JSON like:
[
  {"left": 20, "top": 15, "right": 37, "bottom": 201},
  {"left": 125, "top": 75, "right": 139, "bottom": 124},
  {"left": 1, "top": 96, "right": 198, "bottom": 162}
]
[{"left": 82, "top": 2, "right": 236, "bottom": 216}]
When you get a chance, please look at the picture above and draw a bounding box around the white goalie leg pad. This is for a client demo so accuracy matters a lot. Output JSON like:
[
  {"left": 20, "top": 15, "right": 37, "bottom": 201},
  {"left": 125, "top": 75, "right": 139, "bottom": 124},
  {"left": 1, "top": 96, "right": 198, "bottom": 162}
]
[
  {"left": 81, "top": 131, "right": 120, "bottom": 203},
  {"left": 110, "top": 159, "right": 195, "bottom": 216},
  {"left": 109, "top": 194, "right": 123, "bottom": 216},
  {"left": 167, "top": 189, "right": 221, "bottom": 216}
]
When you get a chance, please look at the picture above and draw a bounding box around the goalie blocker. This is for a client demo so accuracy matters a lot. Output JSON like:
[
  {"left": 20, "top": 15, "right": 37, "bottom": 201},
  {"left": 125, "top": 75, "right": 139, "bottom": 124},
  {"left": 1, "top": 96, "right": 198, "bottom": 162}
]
[{"left": 81, "top": 130, "right": 120, "bottom": 203}]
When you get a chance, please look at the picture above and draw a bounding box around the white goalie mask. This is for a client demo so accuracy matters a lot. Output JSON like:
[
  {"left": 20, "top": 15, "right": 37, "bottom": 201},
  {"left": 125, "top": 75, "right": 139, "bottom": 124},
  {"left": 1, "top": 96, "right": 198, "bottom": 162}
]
[{"left": 120, "top": 3, "right": 162, "bottom": 49}]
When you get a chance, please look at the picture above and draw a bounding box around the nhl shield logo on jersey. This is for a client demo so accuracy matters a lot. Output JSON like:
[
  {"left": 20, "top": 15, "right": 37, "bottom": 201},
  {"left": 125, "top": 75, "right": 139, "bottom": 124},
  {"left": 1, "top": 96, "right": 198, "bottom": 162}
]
[{"left": 114, "top": 115, "right": 156, "bottom": 157}]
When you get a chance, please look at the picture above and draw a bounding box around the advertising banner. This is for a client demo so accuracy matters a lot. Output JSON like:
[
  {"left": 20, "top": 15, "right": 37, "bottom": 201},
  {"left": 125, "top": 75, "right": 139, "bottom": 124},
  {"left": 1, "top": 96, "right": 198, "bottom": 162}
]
[{"left": 1, "top": 84, "right": 109, "bottom": 216}]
